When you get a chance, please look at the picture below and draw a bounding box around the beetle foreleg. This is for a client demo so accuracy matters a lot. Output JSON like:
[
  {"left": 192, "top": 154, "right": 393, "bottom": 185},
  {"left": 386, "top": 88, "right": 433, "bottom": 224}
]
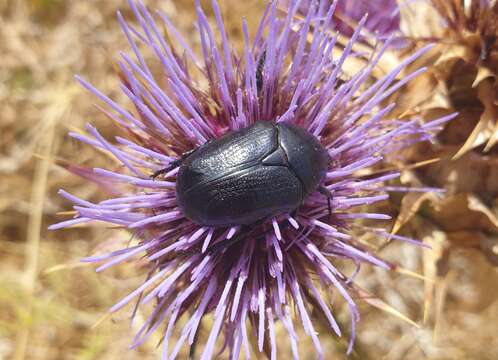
[{"left": 318, "top": 186, "right": 333, "bottom": 216}]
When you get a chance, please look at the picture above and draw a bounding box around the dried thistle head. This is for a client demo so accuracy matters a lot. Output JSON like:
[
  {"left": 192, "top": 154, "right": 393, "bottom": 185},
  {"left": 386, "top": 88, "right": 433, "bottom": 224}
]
[
  {"left": 419, "top": 0, "right": 498, "bottom": 157},
  {"left": 430, "top": 0, "right": 497, "bottom": 70},
  {"left": 392, "top": 1, "right": 498, "bottom": 272}
]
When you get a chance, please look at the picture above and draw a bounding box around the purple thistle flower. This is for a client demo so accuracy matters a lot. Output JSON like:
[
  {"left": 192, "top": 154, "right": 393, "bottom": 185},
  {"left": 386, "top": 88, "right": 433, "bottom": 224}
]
[
  {"left": 51, "top": 0, "right": 454, "bottom": 359},
  {"left": 281, "top": 0, "right": 402, "bottom": 43},
  {"left": 334, "top": 0, "right": 401, "bottom": 39}
]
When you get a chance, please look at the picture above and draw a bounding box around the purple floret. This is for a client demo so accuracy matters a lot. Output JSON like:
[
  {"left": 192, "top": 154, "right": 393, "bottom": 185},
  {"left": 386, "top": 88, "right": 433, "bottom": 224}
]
[{"left": 51, "top": 1, "right": 455, "bottom": 359}]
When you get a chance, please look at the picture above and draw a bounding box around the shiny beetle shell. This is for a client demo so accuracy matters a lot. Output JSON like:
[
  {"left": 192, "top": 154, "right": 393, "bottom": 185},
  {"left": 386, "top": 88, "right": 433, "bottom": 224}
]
[{"left": 176, "top": 121, "right": 330, "bottom": 226}]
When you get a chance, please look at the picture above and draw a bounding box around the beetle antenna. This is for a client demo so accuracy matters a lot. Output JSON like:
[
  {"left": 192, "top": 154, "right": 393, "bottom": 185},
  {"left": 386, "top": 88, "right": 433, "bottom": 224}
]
[
  {"left": 150, "top": 159, "right": 181, "bottom": 179},
  {"left": 150, "top": 148, "right": 196, "bottom": 179}
]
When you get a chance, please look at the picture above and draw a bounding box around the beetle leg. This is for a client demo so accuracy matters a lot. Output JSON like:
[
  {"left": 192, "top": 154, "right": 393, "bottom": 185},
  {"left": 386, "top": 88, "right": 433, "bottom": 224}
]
[
  {"left": 206, "top": 216, "right": 275, "bottom": 254},
  {"left": 189, "top": 317, "right": 201, "bottom": 360},
  {"left": 256, "top": 50, "right": 266, "bottom": 93},
  {"left": 206, "top": 224, "right": 253, "bottom": 255},
  {"left": 150, "top": 148, "right": 196, "bottom": 179},
  {"left": 318, "top": 186, "right": 333, "bottom": 216},
  {"left": 207, "top": 216, "right": 299, "bottom": 255}
]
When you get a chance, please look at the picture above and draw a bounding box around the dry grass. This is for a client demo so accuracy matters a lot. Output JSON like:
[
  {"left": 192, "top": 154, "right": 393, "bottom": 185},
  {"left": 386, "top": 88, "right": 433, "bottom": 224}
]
[{"left": 1, "top": 1, "right": 497, "bottom": 359}]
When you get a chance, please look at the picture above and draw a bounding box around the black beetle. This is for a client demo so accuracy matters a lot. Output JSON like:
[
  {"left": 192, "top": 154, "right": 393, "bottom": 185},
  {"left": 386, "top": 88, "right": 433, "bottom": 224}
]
[{"left": 169, "top": 121, "right": 330, "bottom": 227}]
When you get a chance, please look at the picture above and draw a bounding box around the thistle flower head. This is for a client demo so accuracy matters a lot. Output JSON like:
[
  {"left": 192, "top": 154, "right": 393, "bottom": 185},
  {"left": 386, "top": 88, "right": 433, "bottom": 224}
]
[
  {"left": 415, "top": 0, "right": 498, "bottom": 156},
  {"left": 51, "top": 0, "right": 453, "bottom": 358}
]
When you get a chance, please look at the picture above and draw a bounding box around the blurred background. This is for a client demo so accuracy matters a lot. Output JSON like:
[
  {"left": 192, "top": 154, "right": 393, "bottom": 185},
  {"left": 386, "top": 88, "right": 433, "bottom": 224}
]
[{"left": 1, "top": 0, "right": 497, "bottom": 359}]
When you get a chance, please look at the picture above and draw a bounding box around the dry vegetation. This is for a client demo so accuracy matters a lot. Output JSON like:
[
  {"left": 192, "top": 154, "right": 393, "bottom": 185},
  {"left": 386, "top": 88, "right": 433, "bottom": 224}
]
[{"left": 1, "top": 0, "right": 497, "bottom": 359}]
